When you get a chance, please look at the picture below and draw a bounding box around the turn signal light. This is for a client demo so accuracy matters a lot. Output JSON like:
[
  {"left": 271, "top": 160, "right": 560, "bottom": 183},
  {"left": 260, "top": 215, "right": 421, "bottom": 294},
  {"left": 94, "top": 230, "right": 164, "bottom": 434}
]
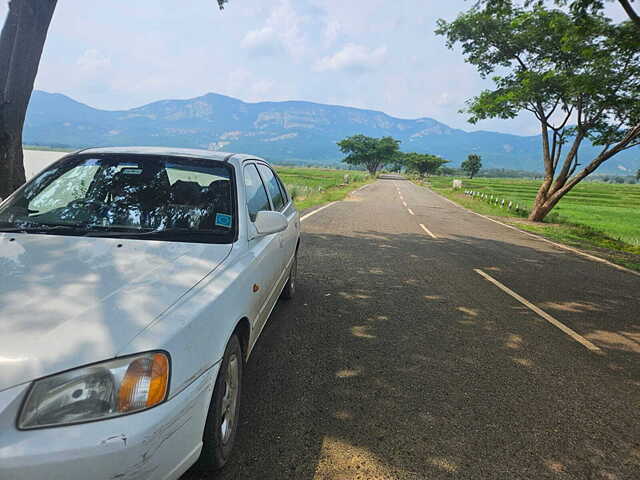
[{"left": 117, "top": 353, "right": 169, "bottom": 412}]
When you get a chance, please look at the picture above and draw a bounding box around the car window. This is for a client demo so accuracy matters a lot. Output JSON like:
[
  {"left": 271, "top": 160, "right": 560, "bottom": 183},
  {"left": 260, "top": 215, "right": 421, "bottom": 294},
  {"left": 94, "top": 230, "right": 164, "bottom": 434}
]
[
  {"left": 166, "top": 166, "right": 227, "bottom": 188},
  {"left": 256, "top": 164, "right": 286, "bottom": 211},
  {"left": 275, "top": 173, "right": 289, "bottom": 204},
  {"left": 244, "top": 164, "right": 271, "bottom": 222}
]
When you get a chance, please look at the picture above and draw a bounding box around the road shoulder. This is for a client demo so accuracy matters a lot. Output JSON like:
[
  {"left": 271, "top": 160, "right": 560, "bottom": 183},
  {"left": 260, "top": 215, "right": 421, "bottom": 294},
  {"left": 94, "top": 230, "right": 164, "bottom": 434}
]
[{"left": 414, "top": 180, "right": 640, "bottom": 277}]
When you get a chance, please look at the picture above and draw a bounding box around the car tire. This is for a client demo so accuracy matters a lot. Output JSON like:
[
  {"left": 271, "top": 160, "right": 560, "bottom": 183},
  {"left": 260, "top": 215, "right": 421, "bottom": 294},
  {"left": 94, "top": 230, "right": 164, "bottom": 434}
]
[
  {"left": 280, "top": 253, "right": 297, "bottom": 300},
  {"left": 193, "top": 334, "right": 243, "bottom": 472}
]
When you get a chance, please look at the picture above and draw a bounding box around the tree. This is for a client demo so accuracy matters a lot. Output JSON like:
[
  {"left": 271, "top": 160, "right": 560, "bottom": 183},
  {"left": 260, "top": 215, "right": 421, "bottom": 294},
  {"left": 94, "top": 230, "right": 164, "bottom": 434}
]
[
  {"left": 636, "top": 168, "right": 640, "bottom": 180},
  {"left": 555, "top": 1, "right": 640, "bottom": 31},
  {"left": 402, "top": 152, "right": 449, "bottom": 177},
  {"left": 0, "top": 0, "right": 229, "bottom": 200},
  {"left": 477, "top": 1, "right": 640, "bottom": 31},
  {"left": 437, "top": 2, "right": 640, "bottom": 221},
  {"left": 338, "top": 135, "right": 401, "bottom": 176},
  {"left": 461, "top": 154, "right": 482, "bottom": 178}
]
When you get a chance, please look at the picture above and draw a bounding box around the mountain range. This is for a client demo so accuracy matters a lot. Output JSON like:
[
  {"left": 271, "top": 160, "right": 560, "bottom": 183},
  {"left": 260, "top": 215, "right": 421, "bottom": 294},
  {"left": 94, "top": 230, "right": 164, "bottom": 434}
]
[{"left": 24, "top": 90, "right": 639, "bottom": 174}]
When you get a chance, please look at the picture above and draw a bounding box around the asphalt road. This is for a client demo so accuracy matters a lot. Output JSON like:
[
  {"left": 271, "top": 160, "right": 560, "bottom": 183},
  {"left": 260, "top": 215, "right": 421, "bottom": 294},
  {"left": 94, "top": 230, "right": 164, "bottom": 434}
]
[{"left": 186, "top": 176, "right": 640, "bottom": 480}]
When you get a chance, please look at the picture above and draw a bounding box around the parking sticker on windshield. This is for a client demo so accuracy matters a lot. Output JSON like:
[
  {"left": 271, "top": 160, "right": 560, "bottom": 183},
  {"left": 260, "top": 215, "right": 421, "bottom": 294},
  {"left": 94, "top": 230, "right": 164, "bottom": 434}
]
[{"left": 215, "top": 213, "right": 232, "bottom": 228}]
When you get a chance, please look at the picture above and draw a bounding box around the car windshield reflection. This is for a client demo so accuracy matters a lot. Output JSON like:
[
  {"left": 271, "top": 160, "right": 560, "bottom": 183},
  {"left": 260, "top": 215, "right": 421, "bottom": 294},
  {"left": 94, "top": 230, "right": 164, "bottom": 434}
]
[{"left": 0, "top": 154, "right": 236, "bottom": 243}]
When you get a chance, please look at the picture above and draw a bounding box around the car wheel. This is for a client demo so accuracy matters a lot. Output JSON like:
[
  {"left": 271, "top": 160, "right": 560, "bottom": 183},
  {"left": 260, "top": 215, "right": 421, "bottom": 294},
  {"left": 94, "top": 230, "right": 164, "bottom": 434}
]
[
  {"left": 194, "top": 334, "right": 243, "bottom": 472},
  {"left": 280, "top": 253, "right": 297, "bottom": 300}
]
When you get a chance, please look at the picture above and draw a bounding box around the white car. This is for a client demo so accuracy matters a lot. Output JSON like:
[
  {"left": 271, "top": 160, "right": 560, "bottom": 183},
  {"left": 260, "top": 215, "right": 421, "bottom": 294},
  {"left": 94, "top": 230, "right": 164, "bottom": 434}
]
[{"left": 0, "top": 147, "right": 300, "bottom": 479}]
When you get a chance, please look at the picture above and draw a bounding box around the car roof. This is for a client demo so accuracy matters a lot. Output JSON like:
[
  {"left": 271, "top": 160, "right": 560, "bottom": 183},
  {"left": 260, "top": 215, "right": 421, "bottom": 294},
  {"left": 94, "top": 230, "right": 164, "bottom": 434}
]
[{"left": 75, "top": 146, "right": 267, "bottom": 164}]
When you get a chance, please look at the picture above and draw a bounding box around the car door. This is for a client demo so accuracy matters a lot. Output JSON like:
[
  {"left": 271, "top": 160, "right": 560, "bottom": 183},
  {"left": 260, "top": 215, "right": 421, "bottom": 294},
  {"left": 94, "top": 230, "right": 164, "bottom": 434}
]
[
  {"left": 243, "top": 162, "right": 283, "bottom": 341},
  {"left": 255, "top": 163, "right": 298, "bottom": 274}
]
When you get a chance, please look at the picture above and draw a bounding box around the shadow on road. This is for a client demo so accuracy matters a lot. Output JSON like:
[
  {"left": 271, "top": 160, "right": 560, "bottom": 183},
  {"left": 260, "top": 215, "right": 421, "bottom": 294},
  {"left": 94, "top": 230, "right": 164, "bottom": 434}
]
[{"left": 184, "top": 228, "right": 640, "bottom": 480}]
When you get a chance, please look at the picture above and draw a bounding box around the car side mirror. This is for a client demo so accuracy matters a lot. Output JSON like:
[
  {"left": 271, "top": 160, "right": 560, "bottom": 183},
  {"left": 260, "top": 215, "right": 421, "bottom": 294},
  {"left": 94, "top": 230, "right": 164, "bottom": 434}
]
[{"left": 253, "top": 210, "right": 287, "bottom": 236}]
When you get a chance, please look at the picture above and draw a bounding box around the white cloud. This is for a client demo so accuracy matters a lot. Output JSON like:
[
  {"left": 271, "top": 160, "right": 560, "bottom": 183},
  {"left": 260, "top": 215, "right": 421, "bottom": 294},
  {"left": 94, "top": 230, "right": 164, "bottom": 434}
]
[
  {"left": 314, "top": 44, "right": 388, "bottom": 73},
  {"left": 76, "top": 49, "right": 111, "bottom": 73},
  {"left": 241, "top": 26, "right": 281, "bottom": 56},
  {"left": 240, "top": 0, "right": 311, "bottom": 60}
]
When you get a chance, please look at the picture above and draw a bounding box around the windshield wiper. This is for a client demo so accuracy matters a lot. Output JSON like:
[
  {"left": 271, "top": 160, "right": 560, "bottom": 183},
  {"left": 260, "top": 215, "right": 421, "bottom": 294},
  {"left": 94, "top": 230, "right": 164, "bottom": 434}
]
[
  {"left": 0, "top": 224, "right": 85, "bottom": 235},
  {"left": 84, "top": 227, "right": 226, "bottom": 238}
]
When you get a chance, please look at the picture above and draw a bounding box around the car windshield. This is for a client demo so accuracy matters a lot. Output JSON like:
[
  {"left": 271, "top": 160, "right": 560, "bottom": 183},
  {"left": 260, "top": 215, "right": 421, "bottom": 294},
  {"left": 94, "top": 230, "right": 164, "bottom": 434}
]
[{"left": 0, "top": 153, "right": 236, "bottom": 243}]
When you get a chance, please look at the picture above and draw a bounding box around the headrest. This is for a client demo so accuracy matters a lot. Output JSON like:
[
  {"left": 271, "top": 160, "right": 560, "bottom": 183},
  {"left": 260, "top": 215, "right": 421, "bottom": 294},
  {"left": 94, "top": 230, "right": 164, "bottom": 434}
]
[
  {"left": 171, "top": 180, "right": 202, "bottom": 205},
  {"left": 207, "top": 179, "right": 230, "bottom": 196}
]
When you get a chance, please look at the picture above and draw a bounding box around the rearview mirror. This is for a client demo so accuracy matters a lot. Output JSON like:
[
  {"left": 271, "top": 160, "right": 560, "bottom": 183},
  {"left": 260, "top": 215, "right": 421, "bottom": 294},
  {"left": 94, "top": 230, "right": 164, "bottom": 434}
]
[{"left": 254, "top": 210, "right": 287, "bottom": 236}]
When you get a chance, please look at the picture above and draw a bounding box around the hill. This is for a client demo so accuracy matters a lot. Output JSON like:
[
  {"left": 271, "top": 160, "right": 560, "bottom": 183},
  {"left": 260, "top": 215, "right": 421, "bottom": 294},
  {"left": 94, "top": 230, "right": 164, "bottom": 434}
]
[{"left": 24, "top": 90, "right": 639, "bottom": 173}]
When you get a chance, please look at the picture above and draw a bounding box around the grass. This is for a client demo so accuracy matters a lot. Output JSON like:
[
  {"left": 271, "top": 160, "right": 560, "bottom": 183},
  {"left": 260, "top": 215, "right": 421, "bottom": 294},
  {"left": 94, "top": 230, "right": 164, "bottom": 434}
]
[
  {"left": 275, "top": 166, "right": 372, "bottom": 210},
  {"left": 419, "top": 176, "right": 640, "bottom": 272}
]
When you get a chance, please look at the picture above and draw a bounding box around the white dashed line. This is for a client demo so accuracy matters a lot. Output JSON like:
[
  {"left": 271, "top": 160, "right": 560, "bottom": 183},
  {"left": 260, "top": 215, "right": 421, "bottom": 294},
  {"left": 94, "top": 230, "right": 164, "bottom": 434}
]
[
  {"left": 419, "top": 223, "right": 438, "bottom": 239},
  {"left": 474, "top": 269, "right": 603, "bottom": 354},
  {"left": 407, "top": 208, "right": 415, "bottom": 216},
  {"left": 402, "top": 201, "right": 408, "bottom": 207},
  {"left": 300, "top": 202, "right": 338, "bottom": 222}
]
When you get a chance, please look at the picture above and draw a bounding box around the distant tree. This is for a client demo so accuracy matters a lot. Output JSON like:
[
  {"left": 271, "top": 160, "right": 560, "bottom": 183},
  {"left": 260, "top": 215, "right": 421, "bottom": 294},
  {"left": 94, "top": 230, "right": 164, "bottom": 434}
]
[
  {"left": 338, "top": 135, "right": 401, "bottom": 176},
  {"left": 437, "top": 2, "right": 640, "bottom": 222},
  {"left": 402, "top": 152, "right": 449, "bottom": 177},
  {"left": 385, "top": 151, "right": 407, "bottom": 172},
  {"left": 439, "top": 166, "right": 458, "bottom": 176},
  {"left": 0, "top": 1, "right": 229, "bottom": 200},
  {"left": 461, "top": 154, "right": 482, "bottom": 178},
  {"left": 636, "top": 168, "right": 640, "bottom": 180}
]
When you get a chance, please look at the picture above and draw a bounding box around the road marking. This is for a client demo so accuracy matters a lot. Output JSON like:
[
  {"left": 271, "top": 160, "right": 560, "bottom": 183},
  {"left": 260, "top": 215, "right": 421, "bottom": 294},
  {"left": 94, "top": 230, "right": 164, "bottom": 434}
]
[
  {"left": 419, "top": 223, "right": 438, "bottom": 239},
  {"left": 300, "top": 202, "right": 338, "bottom": 222},
  {"left": 474, "top": 269, "right": 603, "bottom": 353},
  {"left": 402, "top": 201, "right": 408, "bottom": 207},
  {"left": 430, "top": 189, "right": 639, "bottom": 278},
  {"left": 407, "top": 208, "right": 415, "bottom": 216}
]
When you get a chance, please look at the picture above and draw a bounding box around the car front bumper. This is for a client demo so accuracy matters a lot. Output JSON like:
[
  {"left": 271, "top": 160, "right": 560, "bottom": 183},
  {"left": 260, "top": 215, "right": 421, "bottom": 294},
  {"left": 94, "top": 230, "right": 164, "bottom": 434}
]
[{"left": 0, "top": 363, "right": 218, "bottom": 480}]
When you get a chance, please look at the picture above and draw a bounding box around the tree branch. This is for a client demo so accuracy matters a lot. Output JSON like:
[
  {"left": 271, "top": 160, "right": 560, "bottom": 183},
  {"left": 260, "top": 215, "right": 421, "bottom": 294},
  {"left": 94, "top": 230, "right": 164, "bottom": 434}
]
[
  {"left": 618, "top": 0, "right": 640, "bottom": 31},
  {"left": 549, "top": 130, "right": 585, "bottom": 194},
  {"left": 553, "top": 122, "right": 640, "bottom": 199}
]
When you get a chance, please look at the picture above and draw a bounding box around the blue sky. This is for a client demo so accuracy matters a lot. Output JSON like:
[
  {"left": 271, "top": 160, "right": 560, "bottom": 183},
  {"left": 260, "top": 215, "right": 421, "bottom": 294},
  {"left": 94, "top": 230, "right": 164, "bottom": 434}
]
[{"left": 0, "top": 0, "right": 625, "bottom": 135}]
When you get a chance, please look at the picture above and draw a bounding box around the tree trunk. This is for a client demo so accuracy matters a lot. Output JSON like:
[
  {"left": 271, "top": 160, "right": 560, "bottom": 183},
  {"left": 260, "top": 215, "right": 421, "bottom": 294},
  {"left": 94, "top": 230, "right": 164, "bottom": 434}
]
[
  {"left": 528, "top": 195, "right": 561, "bottom": 222},
  {"left": 366, "top": 159, "right": 380, "bottom": 176},
  {"left": 0, "top": 127, "right": 24, "bottom": 200},
  {"left": 529, "top": 123, "right": 640, "bottom": 222},
  {"left": 0, "top": 0, "right": 57, "bottom": 200}
]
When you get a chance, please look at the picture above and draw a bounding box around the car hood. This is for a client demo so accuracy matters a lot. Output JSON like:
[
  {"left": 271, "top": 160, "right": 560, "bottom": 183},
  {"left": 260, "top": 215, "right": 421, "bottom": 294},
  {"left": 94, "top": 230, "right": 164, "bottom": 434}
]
[{"left": 0, "top": 233, "right": 232, "bottom": 391}]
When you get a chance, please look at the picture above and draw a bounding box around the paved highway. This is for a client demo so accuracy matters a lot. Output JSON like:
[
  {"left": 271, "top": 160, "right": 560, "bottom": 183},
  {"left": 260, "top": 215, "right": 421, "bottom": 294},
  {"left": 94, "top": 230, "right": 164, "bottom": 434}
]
[{"left": 188, "top": 176, "right": 639, "bottom": 479}]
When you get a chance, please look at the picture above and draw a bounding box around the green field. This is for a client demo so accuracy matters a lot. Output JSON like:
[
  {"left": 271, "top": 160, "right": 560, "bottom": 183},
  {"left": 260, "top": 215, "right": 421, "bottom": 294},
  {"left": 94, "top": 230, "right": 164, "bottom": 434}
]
[
  {"left": 424, "top": 176, "right": 640, "bottom": 270},
  {"left": 275, "top": 166, "right": 371, "bottom": 210}
]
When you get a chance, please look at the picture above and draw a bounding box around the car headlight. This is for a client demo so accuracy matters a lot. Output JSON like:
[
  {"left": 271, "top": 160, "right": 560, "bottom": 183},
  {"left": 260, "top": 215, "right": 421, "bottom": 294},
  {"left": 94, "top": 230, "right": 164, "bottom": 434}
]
[{"left": 18, "top": 352, "right": 170, "bottom": 429}]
